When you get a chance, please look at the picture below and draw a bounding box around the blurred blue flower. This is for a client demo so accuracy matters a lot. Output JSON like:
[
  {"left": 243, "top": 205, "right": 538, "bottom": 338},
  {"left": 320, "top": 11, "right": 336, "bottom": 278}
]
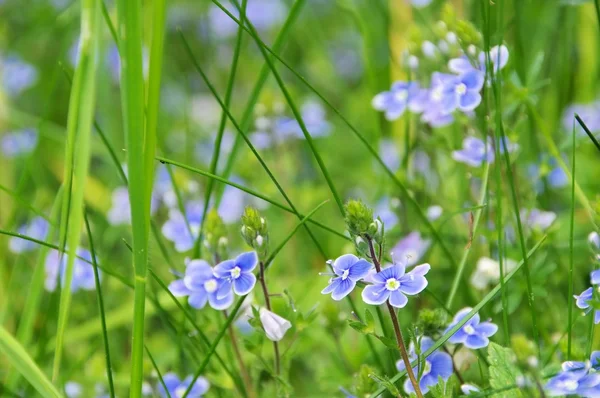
[
  {"left": 214, "top": 251, "right": 258, "bottom": 296},
  {"left": 372, "top": 82, "right": 422, "bottom": 121},
  {"left": 392, "top": 231, "right": 431, "bottom": 267},
  {"left": 218, "top": 177, "right": 251, "bottom": 224},
  {"left": 107, "top": 186, "right": 159, "bottom": 226},
  {"left": 375, "top": 196, "right": 400, "bottom": 230},
  {"left": 161, "top": 200, "right": 203, "bottom": 252},
  {"left": 444, "top": 307, "right": 498, "bottom": 349},
  {"left": 9, "top": 216, "right": 48, "bottom": 253},
  {"left": 520, "top": 208, "right": 556, "bottom": 231},
  {"left": 379, "top": 138, "right": 401, "bottom": 171},
  {"left": 159, "top": 372, "right": 210, "bottom": 398},
  {"left": 562, "top": 101, "right": 600, "bottom": 137},
  {"left": 195, "top": 130, "right": 235, "bottom": 169},
  {"left": 45, "top": 248, "right": 99, "bottom": 293},
  {"left": 362, "top": 263, "right": 430, "bottom": 308},
  {"left": 574, "top": 287, "right": 599, "bottom": 324},
  {"left": 1, "top": 55, "right": 38, "bottom": 96},
  {"left": 1, "top": 128, "right": 38, "bottom": 157},
  {"left": 169, "top": 259, "right": 234, "bottom": 310},
  {"left": 207, "top": 0, "right": 286, "bottom": 39},
  {"left": 426, "top": 205, "right": 443, "bottom": 221},
  {"left": 321, "top": 254, "right": 372, "bottom": 301},
  {"left": 408, "top": 0, "right": 433, "bottom": 8},
  {"left": 65, "top": 381, "right": 82, "bottom": 398},
  {"left": 452, "top": 137, "right": 494, "bottom": 167},
  {"left": 528, "top": 156, "right": 568, "bottom": 193},
  {"left": 396, "top": 336, "right": 453, "bottom": 394},
  {"left": 449, "top": 45, "right": 510, "bottom": 75},
  {"left": 545, "top": 352, "right": 600, "bottom": 397},
  {"left": 433, "top": 70, "right": 485, "bottom": 114}
]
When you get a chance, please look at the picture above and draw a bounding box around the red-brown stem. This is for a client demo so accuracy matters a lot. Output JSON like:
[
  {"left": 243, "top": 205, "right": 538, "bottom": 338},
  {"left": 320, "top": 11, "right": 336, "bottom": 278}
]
[
  {"left": 367, "top": 237, "right": 423, "bottom": 398},
  {"left": 224, "top": 311, "right": 254, "bottom": 397},
  {"left": 259, "top": 261, "right": 281, "bottom": 375}
]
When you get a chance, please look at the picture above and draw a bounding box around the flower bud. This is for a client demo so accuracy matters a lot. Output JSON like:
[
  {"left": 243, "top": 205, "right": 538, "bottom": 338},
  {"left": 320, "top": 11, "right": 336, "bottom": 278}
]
[
  {"left": 344, "top": 199, "right": 374, "bottom": 237},
  {"left": 589, "top": 231, "right": 600, "bottom": 251},
  {"left": 259, "top": 308, "right": 291, "bottom": 341},
  {"left": 241, "top": 207, "right": 269, "bottom": 259}
]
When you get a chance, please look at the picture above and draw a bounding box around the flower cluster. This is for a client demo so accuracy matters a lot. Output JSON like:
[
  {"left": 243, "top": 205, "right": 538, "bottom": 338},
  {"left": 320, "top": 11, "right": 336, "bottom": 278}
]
[
  {"left": 169, "top": 252, "right": 258, "bottom": 311},
  {"left": 574, "top": 269, "right": 600, "bottom": 325},
  {"left": 396, "top": 336, "right": 453, "bottom": 394},
  {"left": 545, "top": 352, "right": 600, "bottom": 397},
  {"left": 444, "top": 307, "right": 498, "bottom": 349}
]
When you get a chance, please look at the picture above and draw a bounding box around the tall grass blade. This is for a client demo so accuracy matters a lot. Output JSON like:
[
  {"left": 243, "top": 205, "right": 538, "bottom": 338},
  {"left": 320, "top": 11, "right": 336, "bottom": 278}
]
[
  {"left": 574, "top": 114, "right": 600, "bottom": 154},
  {"left": 52, "top": 0, "right": 101, "bottom": 381},
  {"left": 568, "top": 121, "right": 576, "bottom": 358}
]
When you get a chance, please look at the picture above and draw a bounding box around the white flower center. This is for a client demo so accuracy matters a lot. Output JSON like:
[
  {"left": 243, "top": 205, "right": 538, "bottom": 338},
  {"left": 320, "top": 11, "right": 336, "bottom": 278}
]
[
  {"left": 455, "top": 83, "right": 467, "bottom": 95},
  {"left": 385, "top": 278, "right": 400, "bottom": 291},
  {"left": 560, "top": 379, "right": 578, "bottom": 391},
  {"left": 342, "top": 269, "right": 350, "bottom": 280},
  {"left": 204, "top": 279, "right": 217, "bottom": 293},
  {"left": 423, "top": 360, "right": 432, "bottom": 376},
  {"left": 464, "top": 324, "right": 476, "bottom": 335},
  {"left": 431, "top": 87, "right": 443, "bottom": 102},
  {"left": 394, "top": 90, "right": 409, "bottom": 102},
  {"left": 174, "top": 386, "right": 186, "bottom": 398},
  {"left": 230, "top": 266, "right": 241, "bottom": 279}
]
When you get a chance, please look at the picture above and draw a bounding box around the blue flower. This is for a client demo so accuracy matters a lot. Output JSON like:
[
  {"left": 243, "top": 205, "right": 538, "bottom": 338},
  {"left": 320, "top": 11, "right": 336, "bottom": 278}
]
[
  {"left": 391, "top": 232, "right": 431, "bottom": 268},
  {"left": 207, "top": 0, "right": 286, "bottom": 39},
  {"left": 528, "top": 156, "right": 568, "bottom": 193},
  {"left": 321, "top": 254, "right": 372, "bottom": 301},
  {"left": 1, "top": 55, "right": 38, "bottom": 96},
  {"left": 444, "top": 307, "right": 498, "bottom": 349},
  {"left": 452, "top": 137, "right": 494, "bottom": 167},
  {"left": 372, "top": 82, "right": 422, "bottom": 121},
  {"left": 169, "top": 259, "right": 233, "bottom": 310},
  {"left": 214, "top": 251, "right": 258, "bottom": 297},
  {"left": 574, "top": 270, "right": 600, "bottom": 324},
  {"left": 1, "top": 128, "right": 38, "bottom": 157},
  {"left": 161, "top": 201, "right": 203, "bottom": 252},
  {"left": 449, "top": 45, "right": 510, "bottom": 75},
  {"left": 159, "top": 372, "right": 210, "bottom": 398},
  {"left": 362, "top": 263, "right": 430, "bottom": 308},
  {"left": 107, "top": 186, "right": 159, "bottom": 226},
  {"left": 9, "top": 216, "right": 49, "bottom": 253},
  {"left": 408, "top": 0, "right": 433, "bottom": 8},
  {"left": 375, "top": 196, "right": 400, "bottom": 230},
  {"left": 545, "top": 352, "right": 600, "bottom": 397},
  {"left": 45, "top": 248, "right": 99, "bottom": 293},
  {"left": 396, "top": 336, "right": 453, "bottom": 394},
  {"left": 592, "top": 269, "right": 600, "bottom": 285},
  {"left": 379, "top": 138, "right": 401, "bottom": 171},
  {"left": 429, "top": 70, "right": 485, "bottom": 115},
  {"left": 520, "top": 208, "right": 557, "bottom": 232}
]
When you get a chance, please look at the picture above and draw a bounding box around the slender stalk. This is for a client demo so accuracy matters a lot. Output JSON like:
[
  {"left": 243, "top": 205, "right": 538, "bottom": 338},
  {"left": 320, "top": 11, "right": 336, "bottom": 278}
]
[
  {"left": 223, "top": 312, "right": 254, "bottom": 397},
  {"left": 258, "top": 261, "right": 281, "bottom": 375},
  {"left": 567, "top": 121, "right": 576, "bottom": 358},
  {"left": 366, "top": 238, "right": 423, "bottom": 398}
]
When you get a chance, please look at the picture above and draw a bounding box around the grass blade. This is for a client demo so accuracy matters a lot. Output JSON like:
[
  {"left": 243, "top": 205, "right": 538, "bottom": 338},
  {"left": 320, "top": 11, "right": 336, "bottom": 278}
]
[
  {"left": 52, "top": 0, "right": 101, "bottom": 381},
  {"left": 574, "top": 114, "right": 600, "bottom": 154},
  {"left": 0, "top": 326, "right": 62, "bottom": 398},
  {"left": 145, "top": 346, "right": 171, "bottom": 398},
  {"left": 568, "top": 121, "right": 576, "bottom": 358},
  {"left": 84, "top": 213, "right": 116, "bottom": 398}
]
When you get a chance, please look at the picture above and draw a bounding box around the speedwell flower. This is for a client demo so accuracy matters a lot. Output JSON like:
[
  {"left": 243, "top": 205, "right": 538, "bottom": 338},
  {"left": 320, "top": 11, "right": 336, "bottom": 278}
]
[
  {"left": 169, "top": 259, "right": 233, "bottom": 310},
  {"left": 45, "top": 248, "right": 99, "bottom": 293},
  {"left": 159, "top": 372, "right": 210, "bottom": 398},
  {"left": 9, "top": 216, "right": 48, "bottom": 253},
  {"left": 444, "top": 307, "right": 498, "bottom": 349},
  {"left": 362, "top": 263, "right": 430, "bottom": 308},
  {"left": 259, "top": 308, "right": 292, "bottom": 341},
  {"left": 574, "top": 284, "right": 600, "bottom": 325},
  {"left": 321, "top": 254, "right": 372, "bottom": 301},
  {"left": 545, "top": 352, "right": 600, "bottom": 397},
  {"left": 214, "top": 251, "right": 258, "bottom": 297},
  {"left": 396, "top": 336, "right": 453, "bottom": 394},
  {"left": 452, "top": 137, "right": 494, "bottom": 167},
  {"left": 372, "top": 82, "right": 422, "bottom": 121}
]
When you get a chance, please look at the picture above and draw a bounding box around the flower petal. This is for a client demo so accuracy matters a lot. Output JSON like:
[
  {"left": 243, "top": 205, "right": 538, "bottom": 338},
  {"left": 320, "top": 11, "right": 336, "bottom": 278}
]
[
  {"left": 458, "top": 91, "right": 482, "bottom": 112},
  {"left": 333, "top": 254, "right": 359, "bottom": 274},
  {"left": 188, "top": 291, "right": 208, "bottom": 309},
  {"left": 216, "top": 279, "right": 232, "bottom": 299},
  {"left": 322, "top": 278, "right": 341, "bottom": 295},
  {"left": 429, "top": 351, "right": 454, "bottom": 378},
  {"left": 448, "top": 56, "right": 475, "bottom": 74},
  {"left": 362, "top": 284, "right": 390, "bottom": 305},
  {"left": 475, "top": 322, "right": 498, "bottom": 337},
  {"left": 399, "top": 275, "right": 428, "bottom": 295},
  {"left": 331, "top": 278, "right": 356, "bottom": 301},
  {"left": 348, "top": 259, "right": 373, "bottom": 281},
  {"left": 388, "top": 290, "right": 408, "bottom": 308},
  {"left": 465, "top": 334, "right": 489, "bottom": 349},
  {"left": 169, "top": 279, "right": 191, "bottom": 297},
  {"left": 236, "top": 251, "right": 258, "bottom": 272},
  {"left": 208, "top": 291, "right": 234, "bottom": 310},
  {"left": 461, "top": 70, "right": 485, "bottom": 91},
  {"left": 233, "top": 273, "right": 256, "bottom": 295},
  {"left": 213, "top": 259, "right": 236, "bottom": 278}
]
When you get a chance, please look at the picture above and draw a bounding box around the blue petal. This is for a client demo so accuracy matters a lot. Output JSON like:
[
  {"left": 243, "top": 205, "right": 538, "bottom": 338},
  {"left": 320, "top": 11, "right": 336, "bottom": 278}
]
[
  {"left": 377, "top": 264, "right": 404, "bottom": 282},
  {"left": 322, "top": 278, "right": 341, "bottom": 295},
  {"left": 388, "top": 290, "right": 408, "bottom": 308},
  {"left": 419, "top": 336, "right": 435, "bottom": 353},
  {"left": 475, "top": 322, "right": 498, "bottom": 337},
  {"left": 371, "top": 92, "right": 391, "bottom": 111},
  {"left": 439, "top": 90, "right": 459, "bottom": 115},
  {"left": 429, "top": 351, "right": 454, "bottom": 378},
  {"left": 209, "top": 290, "right": 234, "bottom": 310},
  {"left": 236, "top": 251, "right": 258, "bottom": 272},
  {"left": 331, "top": 278, "right": 356, "bottom": 301},
  {"left": 465, "top": 334, "right": 489, "bottom": 349},
  {"left": 188, "top": 291, "right": 208, "bottom": 309},
  {"left": 452, "top": 149, "right": 483, "bottom": 167},
  {"left": 459, "top": 91, "right": 482, "bottom": 112},
  {"left": 452, "top": 307, "right": 473, "bottom": 323},
  {"left": 461, "top": 70, "right": 485, "bottom": 91},
  {"left": 186, "top": 260, "right": 214, "bottom": 279},
  {"left": 213, "top": 259, "right": 236, "bottom": 278},
  {"left": 333, "top": 254, "right": 359, "bottom": 274},
  {"left": 590, "top": 351, "right": 600, "bottom": 369},
  {"left": 448, "top": 56, "right": 474, "bottom": 74},
  {"left": 348, "top": 259, "right": 373, "bottom": 281},
  {"left": 575, "top": 287, "right": 593, "bottom": 309},
  {"left": 233, "top": 273, "right": 256, "bottom": 295},
  {"left": 410, "top": 263, "right": 431, "bottom": 276},
  {"left": 399, "top": 274, "right": 428, "bottom": 295},
  {"left": 169, "top": 279, "right": 191, "bottom": 297},
  {"left": 362, "top": 284, "right": 390, "bottom": 305},
  {"left": 447, "top": 327, "right": 468, "bottom": 344},
  {"left": 161, "top": 373, "right": 181, "bottom": 395},
  {"left": 591, "top": 269, "right": 600, "bottom": 285},
  {"left": 595, "top": 310, "right": 600, "bottom": 324},
  {"left": 216, "top": 279, "right": 232, "bottom": 299},
  {"left": 385, "top": 103, "right": 407, "bottom": 121}
]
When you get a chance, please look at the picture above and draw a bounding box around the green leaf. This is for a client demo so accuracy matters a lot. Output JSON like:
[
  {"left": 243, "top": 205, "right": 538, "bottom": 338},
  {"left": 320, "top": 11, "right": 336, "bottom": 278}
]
[
  {"left": 429, "top": 375, "right": 458, "bottom": 398},
  {"left": 368, "top": 372, "right": 401, "bottom": 397},
  {"left": 487, "top": 343, "right": 524, "bottom": 397},
  {"left": 0, "top": 325, "right": 62, "bottom": 398},
  {"left": 375, "top": 335, "right": 399, "bottom": 350}
]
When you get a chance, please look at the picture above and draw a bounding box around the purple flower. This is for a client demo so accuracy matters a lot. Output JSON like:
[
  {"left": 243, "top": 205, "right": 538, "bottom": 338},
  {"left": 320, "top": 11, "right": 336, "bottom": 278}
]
[
  {"left": 362, "top": 263, "right": 430, "bottom": 308},
  {"left": 1, "top": 55, "right": 38, "bottom": 96},
  {"left": 379, "top": 138, "right": 401, "bottom": 171},
  {"left": 545, "top": 353, "right": 600, "bottom": 397},
  {"left": 375, "top": 196, "right": 400, "bottom": 230},
  {"left": 372, "top": 82, "right": 423, "bottom": 121},
  {"left": 9, "top": 216, "right": 49, "bottom": 253},
  {"left": 321, "top": 254, "right": 372, "bottom": 301},
  {"left": 449, "top": 45, "right": 510, "bottom": 75},
  {"left": 161, "top": 201, "right": 203, "bottom": 252},
  {"left": 392, "top": 232, "right": 431, "bottom": 267},
  {"left": 45, "top": 248, "right": 99, "bottom": 293},
  {"left": 520, "top": 208, "right": 557, "bottom": 231},
  {"left": 452, "top": 137, "right": 494, "bottom": 167},
  {"left": 574, "top": 287, "right": 600, "bottom": 325},
  {"left": 207, "top": 0, "right": 286, "bottom": 39},
  {"left": 159, "top": 372, "right": 209, "bottom": 398},
  {"left": 1, "top": 129, "right": 38, "bottom": 157},
  {"left": 169, "top": 259, "right": 233, "bottom": 310},
  {"left": 214, "top": 251, "right": 258, "bottom": 297},
  {"left": 396, "top": 336, "right": 453, "bottom": 394},
  {"left": 444, "top": 308, "right": 498, "bottom": 349},
  {"left": 562, "top": 102, "right": 600, "bottom": 137},
  {"left": 430, "top": 70, "right": 485, "bottom": 115}
]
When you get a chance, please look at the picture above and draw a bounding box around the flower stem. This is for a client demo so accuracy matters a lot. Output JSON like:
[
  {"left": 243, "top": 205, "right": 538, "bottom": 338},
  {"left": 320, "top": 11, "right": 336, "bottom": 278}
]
[
  {"left": 259, "top": 261, "right": 281, "bottom": 375},
  {"left": 224, "top": 311, "right": 254, "bottom": 397},
  {"left": 367, "top": 238, "right": 423, "bottom": 398}
]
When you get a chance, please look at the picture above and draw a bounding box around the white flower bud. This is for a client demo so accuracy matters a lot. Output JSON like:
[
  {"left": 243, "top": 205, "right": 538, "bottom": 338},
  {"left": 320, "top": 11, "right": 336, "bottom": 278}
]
[
  {"left": 422, "top": 41, "right": 437, "bottom": 58},
  {"left": 408, "top": 55, "right": 419, "bottom": 70},
  {"left": 255, "top": 235, "right": 264, "bottom": 247},
  {"left": 468, "top": 44, "right": 477, "bottom": 56},
  {"left": 588, "top": 231, "right": 600, "bottom": 249},
  {"left": 259, "top": 308, "right": 291, "bottom": 341},
  {"left": 446, "top": 32, "right": 458, "bottom": 44}
]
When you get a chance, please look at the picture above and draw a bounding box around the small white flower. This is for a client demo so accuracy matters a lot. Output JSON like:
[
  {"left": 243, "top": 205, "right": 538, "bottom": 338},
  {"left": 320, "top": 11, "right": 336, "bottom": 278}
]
[
  {"left": 259, "top": 308, "right": 291, "bottom": 342},
  {"left": 470, "top": 257, "right": 517, "bottom": 290},
  {"left": 589, "top": 231, "right": 600, "bottom": 249}
]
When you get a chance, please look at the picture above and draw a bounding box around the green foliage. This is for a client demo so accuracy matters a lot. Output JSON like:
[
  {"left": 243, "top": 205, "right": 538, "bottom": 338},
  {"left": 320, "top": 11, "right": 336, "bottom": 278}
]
[
  {"left": 241, "top": 206, "right": 270, "bottom": 259},
  {"left": 429, "top": 375, "right": 458, "bottom": 398},
  {"left": 204, "top": 209, "right": 228, "bottom": 259},
  {"left": 416, "top": 309, "right": 449, "bottom": 337},
  {"left": 487, "top": 343, "right": 524, "bottom": 398}
]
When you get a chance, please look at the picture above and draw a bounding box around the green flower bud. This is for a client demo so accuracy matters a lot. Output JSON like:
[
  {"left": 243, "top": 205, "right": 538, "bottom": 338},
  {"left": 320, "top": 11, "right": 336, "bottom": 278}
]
[
  {"left": 344, "top": 199, "right": 374, "bottom": 237},
  {"left": 241, "top": 206, "right": 269, "bottom": 259},
  {"left": 416, "top": 309, "right": 448, "bottom": 336}
]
